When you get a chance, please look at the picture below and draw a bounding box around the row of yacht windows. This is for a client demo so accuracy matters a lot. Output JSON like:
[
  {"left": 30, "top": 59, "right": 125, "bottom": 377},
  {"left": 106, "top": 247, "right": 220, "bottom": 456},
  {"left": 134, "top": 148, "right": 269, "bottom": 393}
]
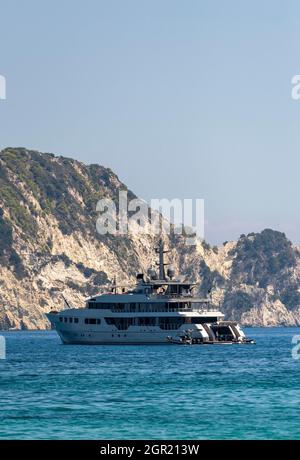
[
  {"left": 59, "top": 316, "right": 217, "bottom": 329},
  {"left": 59, "top": 317, "right": 79, "bottom": 323},
  {"left": 85, "top": 318, "right": 101, "bottom": 325},
  {"left": 87, "top": 302, "right": 196, "bottom": 311},
  {"left": 59, "top": 317, "right": 100, "bottom": 324}
]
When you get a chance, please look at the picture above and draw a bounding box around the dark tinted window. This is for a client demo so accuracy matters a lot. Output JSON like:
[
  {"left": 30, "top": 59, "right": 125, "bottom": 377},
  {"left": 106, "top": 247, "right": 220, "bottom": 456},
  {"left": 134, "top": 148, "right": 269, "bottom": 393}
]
[
  {"left": 85, "top": 318, "right": 100, "bottom": 325},
  {"left": 191, "top": 317, "right": 218, "bottom": 324}
]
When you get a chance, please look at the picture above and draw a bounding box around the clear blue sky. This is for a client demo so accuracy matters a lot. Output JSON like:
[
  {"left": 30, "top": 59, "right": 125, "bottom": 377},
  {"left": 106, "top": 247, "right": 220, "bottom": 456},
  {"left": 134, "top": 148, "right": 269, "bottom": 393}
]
[{"left": 1, "top": 0, "right": 300, "bottom": 244}]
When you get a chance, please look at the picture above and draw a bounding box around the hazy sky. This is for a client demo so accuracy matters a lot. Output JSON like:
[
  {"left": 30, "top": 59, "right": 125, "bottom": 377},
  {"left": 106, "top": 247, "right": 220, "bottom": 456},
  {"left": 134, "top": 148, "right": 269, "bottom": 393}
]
[{"left": 1, "top": 0, "right": 300, "bottom": 244}]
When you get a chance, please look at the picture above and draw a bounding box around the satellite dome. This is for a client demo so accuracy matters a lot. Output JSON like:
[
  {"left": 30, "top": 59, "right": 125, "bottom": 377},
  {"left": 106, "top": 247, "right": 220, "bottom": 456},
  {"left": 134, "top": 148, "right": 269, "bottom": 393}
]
[
  {"left": 148, "top": 268, "right": 158, "bottom": 280},
  {"left": 167, "top": 267, "right": 175, "bottom": 280}
]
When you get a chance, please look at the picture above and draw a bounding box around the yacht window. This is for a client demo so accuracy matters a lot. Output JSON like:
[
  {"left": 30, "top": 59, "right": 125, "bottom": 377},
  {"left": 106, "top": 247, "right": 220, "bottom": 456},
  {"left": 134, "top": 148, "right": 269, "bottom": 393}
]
[
  {"left": 93, "top": 303, "right": 114, "bottom": 309},
  {"left": 74, "top": 318, "right": 79, "bottom": 323},
  {"left": 59, "top": 317, "right": 63, "bottom": 322},
  {"left": 190, "top": 317, "right": 217, "bottom": 324},
  {"left": 64, "top": 317, "right": 68, "bottom": 323},
  {"left": 159, "top": 317, "right": 185, "bottom": 329},
  {"left": 84, "top": 318, "right": 100, "bottom": 325},
  {"left": 170, "top": 285, "right": 178, "bottom": 295},
  {"left": 105, "top": 317, "right": 134, "bottom": 330},
  {"left": 137, "top": 317, "right": 156, "bottom": 327}
]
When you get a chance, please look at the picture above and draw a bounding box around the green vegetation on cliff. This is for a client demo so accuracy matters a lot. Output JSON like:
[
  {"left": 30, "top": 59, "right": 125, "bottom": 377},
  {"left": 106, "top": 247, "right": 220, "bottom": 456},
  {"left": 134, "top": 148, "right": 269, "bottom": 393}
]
[
  {"left": 230, "top": 229, "right": 296, "bottom": 288},
  {"left": 0, "top": 147, "right": 132, "bottom": 237}
]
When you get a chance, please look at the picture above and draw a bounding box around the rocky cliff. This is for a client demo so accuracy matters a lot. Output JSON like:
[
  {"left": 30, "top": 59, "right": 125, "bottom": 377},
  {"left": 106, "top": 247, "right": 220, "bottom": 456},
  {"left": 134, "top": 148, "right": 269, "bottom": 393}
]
[{"left": 1, "top": 147, "right": 300, "bottom": 329}]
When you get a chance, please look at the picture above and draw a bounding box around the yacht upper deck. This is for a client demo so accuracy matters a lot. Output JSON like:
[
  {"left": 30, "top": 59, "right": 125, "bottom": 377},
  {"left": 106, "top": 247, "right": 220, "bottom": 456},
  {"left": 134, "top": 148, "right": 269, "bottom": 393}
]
[{"left": 85, "top": 240, "right": 216, "bottom": 313}]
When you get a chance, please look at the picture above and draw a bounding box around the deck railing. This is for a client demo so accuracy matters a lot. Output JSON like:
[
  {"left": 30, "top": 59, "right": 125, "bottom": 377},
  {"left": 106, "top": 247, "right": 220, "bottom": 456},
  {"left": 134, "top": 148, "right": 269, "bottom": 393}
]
[{"left": 103, "top": 305, "right": 220, "bottom": 313}]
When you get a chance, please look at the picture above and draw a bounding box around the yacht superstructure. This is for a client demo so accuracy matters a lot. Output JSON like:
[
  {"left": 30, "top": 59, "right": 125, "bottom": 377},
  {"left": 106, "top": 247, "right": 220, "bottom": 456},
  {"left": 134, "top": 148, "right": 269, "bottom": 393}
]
[{"left": 46, "top": 241, "right": 253, "bottom": 345}]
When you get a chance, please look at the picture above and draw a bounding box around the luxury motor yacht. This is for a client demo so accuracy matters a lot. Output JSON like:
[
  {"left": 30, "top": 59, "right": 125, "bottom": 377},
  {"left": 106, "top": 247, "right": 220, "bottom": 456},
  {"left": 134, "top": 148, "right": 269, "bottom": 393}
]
[{"left": 46, "top": 241, "right": 254, "bottom": 345}]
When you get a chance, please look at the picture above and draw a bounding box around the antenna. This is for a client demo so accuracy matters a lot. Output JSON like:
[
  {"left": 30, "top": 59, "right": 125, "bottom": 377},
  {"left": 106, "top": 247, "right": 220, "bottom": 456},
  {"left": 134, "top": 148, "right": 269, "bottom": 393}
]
[{"left": 62, "top": 294, "right": 71, "bottom": 309}]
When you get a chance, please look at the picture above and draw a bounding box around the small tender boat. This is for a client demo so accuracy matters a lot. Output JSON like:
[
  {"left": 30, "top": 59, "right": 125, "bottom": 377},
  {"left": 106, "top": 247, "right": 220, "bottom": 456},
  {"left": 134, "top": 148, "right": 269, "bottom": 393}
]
[{"left": 166, "top": 330, "right": 193, "bottom": 345}]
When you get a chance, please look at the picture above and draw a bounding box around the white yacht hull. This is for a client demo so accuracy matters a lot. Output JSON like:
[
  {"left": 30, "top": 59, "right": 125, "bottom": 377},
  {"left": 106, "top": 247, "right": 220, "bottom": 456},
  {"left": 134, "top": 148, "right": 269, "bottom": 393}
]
[
  {"left": 56, "top": 330, "right": 200, "bottom": 345},
  {"left": 46, "top": 312, "right": 210, "bottom": 345}
]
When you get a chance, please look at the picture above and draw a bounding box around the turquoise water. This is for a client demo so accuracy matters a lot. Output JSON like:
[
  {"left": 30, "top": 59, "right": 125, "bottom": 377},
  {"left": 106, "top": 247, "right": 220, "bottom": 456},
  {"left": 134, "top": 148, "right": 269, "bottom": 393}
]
[{"left": 0, "top": 328, "right": 300, "bottom": 439}]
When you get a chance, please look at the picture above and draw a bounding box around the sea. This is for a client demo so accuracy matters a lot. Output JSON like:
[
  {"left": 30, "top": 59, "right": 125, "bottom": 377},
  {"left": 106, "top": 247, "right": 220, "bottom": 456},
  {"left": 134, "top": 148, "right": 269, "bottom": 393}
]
[{"left": 0, "top": 327, "right": 299, "bottom": 440}]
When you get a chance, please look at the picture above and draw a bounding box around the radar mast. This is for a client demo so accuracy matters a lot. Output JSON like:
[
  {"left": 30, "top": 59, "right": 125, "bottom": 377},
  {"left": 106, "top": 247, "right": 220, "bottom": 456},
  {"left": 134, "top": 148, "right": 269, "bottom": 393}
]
[{"left": 156, "top": 239, "right": 170, "bottom": 280}]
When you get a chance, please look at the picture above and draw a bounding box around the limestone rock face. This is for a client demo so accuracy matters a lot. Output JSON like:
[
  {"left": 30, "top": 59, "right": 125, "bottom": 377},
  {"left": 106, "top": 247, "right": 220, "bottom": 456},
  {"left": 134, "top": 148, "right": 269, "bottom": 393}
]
[{"left": 1, "top": 147, "right": 300, "bottom": 329}]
